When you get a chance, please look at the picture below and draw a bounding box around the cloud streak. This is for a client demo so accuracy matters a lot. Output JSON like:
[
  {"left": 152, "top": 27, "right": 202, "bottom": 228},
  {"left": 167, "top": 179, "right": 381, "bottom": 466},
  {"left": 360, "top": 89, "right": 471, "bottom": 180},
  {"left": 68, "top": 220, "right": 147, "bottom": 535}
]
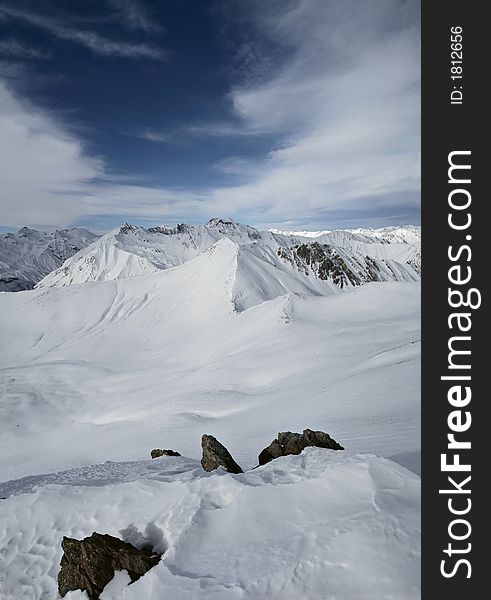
[
  {"left": 0, "top": 38, "right": 50, "bottom": 59},
  {"left": 105, "top": 0, "right": 162, "bottom": 33},
  {"left": 0, "top": 4, "right": 169, "bottom": 60}
]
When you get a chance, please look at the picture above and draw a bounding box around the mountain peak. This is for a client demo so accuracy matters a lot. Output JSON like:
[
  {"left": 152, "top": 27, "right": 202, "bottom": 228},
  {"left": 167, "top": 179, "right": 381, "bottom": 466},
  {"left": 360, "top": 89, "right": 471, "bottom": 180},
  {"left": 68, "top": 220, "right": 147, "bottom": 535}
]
[
  {"left": 118, "top": 223, "right": 138, "bottom": 234},
  {"left": 207, "top": 217, "right": 240, "bottom": 229}
]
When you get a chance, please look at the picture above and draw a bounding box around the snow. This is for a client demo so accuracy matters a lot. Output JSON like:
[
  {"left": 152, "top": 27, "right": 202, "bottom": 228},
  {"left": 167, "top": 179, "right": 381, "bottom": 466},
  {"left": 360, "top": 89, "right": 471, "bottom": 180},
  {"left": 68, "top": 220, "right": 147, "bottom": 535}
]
[
  {"left": 0, "top": 449, "right": 421, "bottom": 600},
  {"left": 270, "top": 225, "right": 421, "bottom": 245},
  {"left": 0, "top": 239, "right": 420, "bottom": 482},
  {"left": 269, "top": 228, "right": 332, "bottom": 237},
  {"left": 346, "top": 225, "right": 421, "bottom": 245},
  {"left": 0, "top": 221, "right": 421, "bottom": 599},
  {"left": 0, "top": 227, "right": 98, "bottom": 291}
]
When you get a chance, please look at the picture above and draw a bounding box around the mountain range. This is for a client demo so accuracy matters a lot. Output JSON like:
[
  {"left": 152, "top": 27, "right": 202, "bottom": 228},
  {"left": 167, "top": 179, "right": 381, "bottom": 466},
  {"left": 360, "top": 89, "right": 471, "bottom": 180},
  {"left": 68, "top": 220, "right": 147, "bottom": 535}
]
[
  {"left": 28, "top": 219, "right": 420, "bottom": 298},
  {"left": 0, "top": 227, "right": 98, "bottom": 291},
  {"left": 0, "top": 218, "right": 421, "bottom": 599}
]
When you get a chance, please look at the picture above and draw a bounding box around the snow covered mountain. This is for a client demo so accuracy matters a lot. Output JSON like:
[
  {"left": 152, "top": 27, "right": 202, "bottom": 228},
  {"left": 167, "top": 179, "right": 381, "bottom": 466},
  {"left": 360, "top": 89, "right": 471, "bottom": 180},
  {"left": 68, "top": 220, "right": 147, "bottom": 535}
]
[
  {"left": 0, "top": 227, "right": 98, "bottom": 291},
  {"left": 346, "top": 225, "right": 421, "bottom": 244},
  {"left": 269, "top": 227, "right": 332, "bottom": 237},
  {"left": 36, "top": 218, "right": 420, "bottom": 290},
  {"left": 0, "top": 219, "right": 421, "bottom": 599},
  {"left": 270, "top": 224, "right": 421, "bottom": 244}
]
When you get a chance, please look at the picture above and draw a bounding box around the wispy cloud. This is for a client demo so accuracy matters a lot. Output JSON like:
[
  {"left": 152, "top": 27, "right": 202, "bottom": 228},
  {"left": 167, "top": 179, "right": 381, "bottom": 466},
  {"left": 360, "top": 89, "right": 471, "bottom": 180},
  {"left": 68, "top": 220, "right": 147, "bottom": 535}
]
[
  {"left": 105, "top": 0, "right": 162, "bottom": 33},
  {"left": 0, "top": 38, "right": 50, "bottom": 59},
  {"left": 181, "top": 120, "right": 266, "bottom": 138},
  {"left": 0, "top": 4, "right": 169, "bottom": 60},
  {"left": 134, "top": 127, "right": 174, "bottom": 143},
  {"left": 132, "top": 120, "right": 269, "bottom": 145}
]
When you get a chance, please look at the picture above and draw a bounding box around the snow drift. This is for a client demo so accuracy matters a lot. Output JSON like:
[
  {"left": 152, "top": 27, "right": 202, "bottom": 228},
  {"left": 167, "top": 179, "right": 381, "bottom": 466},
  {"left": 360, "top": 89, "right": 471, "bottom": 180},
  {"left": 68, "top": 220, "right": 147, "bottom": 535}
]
[{"left": 0, "top": 449, "right": 421, "bottom": 600}]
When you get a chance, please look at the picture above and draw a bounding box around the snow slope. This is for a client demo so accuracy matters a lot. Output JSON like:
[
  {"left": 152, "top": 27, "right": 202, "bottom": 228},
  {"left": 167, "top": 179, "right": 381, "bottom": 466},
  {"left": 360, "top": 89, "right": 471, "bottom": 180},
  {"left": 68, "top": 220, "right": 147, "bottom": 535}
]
[
  {"left": 0, "top": 226, "right": 421, "bottom": 599},
  {"left": 0, "top": 227, "right": 98, "bottom": 292},
  {"left": 0, "top": 449, "right": 420, "bottom": 600},
  {"left": 269, "top": 228, "right": 332, "bottom": 237},
  {"left": 0, "top": 239, "right": 420, "bottom": 481},
  {"left": 346, "top": 225, "right": 421, "bottom": 245}
]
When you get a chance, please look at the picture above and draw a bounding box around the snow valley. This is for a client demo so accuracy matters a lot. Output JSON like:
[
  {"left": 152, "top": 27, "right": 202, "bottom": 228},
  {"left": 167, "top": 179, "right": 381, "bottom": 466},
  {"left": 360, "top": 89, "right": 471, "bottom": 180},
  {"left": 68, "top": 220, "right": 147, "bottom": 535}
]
[{"left": 0, "top": 219, "right": 421, "bottom": 599}]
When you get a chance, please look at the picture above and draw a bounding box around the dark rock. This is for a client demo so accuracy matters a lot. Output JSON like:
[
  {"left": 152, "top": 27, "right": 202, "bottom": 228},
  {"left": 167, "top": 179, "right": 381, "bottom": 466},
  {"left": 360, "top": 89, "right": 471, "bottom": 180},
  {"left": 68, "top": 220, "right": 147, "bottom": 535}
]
[
  {"left": 201, "top": 434, "right": 243, "bottom": 474},
  {"left": 258, "top": 428, "right": 344, "bottom": 465},
  {"left": 257, "top": 439, "right": 284, "bottom": 466},
  {"left": 58, "top": 532, "right": 161, "bottom": 600},
  {"left": 150, "top": 448, "right": 181, "bottom": 459}
]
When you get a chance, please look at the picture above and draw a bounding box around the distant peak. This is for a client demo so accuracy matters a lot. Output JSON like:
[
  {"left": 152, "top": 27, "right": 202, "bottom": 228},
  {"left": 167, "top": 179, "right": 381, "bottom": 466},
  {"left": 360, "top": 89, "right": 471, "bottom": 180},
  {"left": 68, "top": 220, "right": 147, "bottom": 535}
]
[
  {"left": 207, "top": 217, "right": 240, "bottom": 229},
  {"left": 118, "top": 223, "right": 138, "bottom": 234}
]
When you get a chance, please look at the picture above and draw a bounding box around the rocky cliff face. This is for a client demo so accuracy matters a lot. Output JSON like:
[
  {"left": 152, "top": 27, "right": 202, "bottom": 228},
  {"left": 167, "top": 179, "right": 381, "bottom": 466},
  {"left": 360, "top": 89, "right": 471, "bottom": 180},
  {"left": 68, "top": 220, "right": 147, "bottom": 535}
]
[{"left": 277, "top": 242, "right": 417, "bottom": 288}]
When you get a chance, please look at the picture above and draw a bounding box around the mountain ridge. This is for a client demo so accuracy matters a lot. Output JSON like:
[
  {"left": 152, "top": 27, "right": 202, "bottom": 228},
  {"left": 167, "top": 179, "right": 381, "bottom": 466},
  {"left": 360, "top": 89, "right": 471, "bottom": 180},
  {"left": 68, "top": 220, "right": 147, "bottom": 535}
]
[{"left": 35, "top": 219, "right": 420, "bottom": 292}]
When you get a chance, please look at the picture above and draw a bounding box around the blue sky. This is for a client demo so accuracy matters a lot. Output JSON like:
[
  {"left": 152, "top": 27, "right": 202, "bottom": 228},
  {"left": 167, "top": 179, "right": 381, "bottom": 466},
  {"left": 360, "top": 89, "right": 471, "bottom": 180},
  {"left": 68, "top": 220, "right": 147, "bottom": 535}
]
[{"left": 0, "top": 0, "right": 420, "bottom": 232}]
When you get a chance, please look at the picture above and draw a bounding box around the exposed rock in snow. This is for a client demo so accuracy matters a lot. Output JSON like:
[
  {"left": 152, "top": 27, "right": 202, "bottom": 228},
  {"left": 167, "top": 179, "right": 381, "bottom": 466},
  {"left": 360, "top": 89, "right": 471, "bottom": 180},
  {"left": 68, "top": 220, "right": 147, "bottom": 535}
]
[
  {"left": 0, "top": 450, "right": 421, "bottom": 599},
  {"left": 0, "top": 227, "right": 98, "bottom": 291},
  {"left": 258, "top": 429, "right": 344, "bottom": 465},
  {"left": 201, "top": 434, "right": 243, "bottom": 474},
  {"left": 277, "top": 241, "right": 418, "bottom": 288},
  {"left": 150, "top": 449, "right": 181, "bottom": 459},
  {"left": 58, "top": 532, "right": 161, "bottom": 599}
]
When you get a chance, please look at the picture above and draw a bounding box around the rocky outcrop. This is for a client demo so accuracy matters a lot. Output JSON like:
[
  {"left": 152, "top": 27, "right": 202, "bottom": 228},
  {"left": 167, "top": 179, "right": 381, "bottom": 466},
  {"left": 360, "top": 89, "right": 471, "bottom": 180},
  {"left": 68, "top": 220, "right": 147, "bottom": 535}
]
[
  {"left": 58, "top": 532, "right": 161, "bottom": 600},
  {"left": 150, "top": 448, "right": 181, "bottom": 459},
  {"left": 258, "top": 429, "right": 344, "bottom": 466},
  {"left": 277, "top": 242, "right": 385, "bottom": 288},
  {"left": 201, "top": 434, "right": 243, "bottom": 474}
]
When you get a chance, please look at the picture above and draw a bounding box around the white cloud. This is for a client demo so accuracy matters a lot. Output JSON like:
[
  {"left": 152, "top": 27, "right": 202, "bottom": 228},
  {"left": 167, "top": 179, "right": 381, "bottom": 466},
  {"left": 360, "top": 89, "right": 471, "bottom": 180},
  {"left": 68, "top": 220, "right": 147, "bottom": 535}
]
[
  {"left": 0, "top": 81, "right": 103, "bottom": 226},
  {"left": 0, "top": 80, "right": 206, "bottom": 228},
  {"left": 208, "top": 0, "right": 421, "bottom": 224}
]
